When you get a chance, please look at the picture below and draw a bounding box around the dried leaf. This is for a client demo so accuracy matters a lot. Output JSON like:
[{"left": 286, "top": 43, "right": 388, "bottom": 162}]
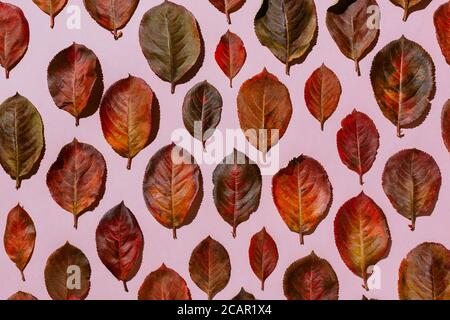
[
  {"left": 209, "top": 0, "right": 246, "bottom": 24},
  {"left": 3, "top": 204, "right": 36, "bottom": 281},
  {"left": 336, "top": 110, "right": 380, "bottom": 185},
  {"left": 139, "top": 1, "right": 202, "bottom": 94},
  {"left": 272, "top": 155, "right": 332, "bottom": 244},
  {"left": 399, "top": 242, "right": 450, "bottom": 300},
  {"left": 249, "top": 227, "right": 278, "bottom": 290},
  {"left": 254, "top": 0, "right": 317, "bottom": 75},
  {"left": 237, "top": 68, "right": 292, "bottom": 155},
  {"left": 96, "top": 202, "right": 144, "bottom": 292},
  {"left": 0, "top": 94, "right": 44, "bottom": 189},
  {"left": 47, "top": 139, "right": 106, "bottom": 229},
  {"left": 390, "top": 0, "right": 430, "bottom": 21},
  {"left": 8, "top": 291, "right": 38, "bottom": 300},
  {"left": 100, "top": 75, "right": 155, "bottom": 169},
  {"left": 382, "top": 149, "right": 441, "bottom": 231},
  {"left": 370, "top": 36, "right": 435, "bottom": 137},
  {"left": 213, "top": 150, "right": 262, "bottom": 237},
  {"left": 304, "top": 64, "right": 342, "bottom": 129},
  {"left": 48, "top": 43, "right": 102, "bottom": 126},
  {"left": 182, "top": 81, "right": 223, "bottom": 149},
  {"left": 32, "top": 0, "right": 67, "bottom": 28},
  {"left": 334, "top": 192, "right": 391, "bottom": 290},
  {"left": 83, "top": 0, "right": 139, "bottom": 40},
  {"left": 442, "top": 100, "right": 450, "bottom": 153},
  {"left": 138, "top": 264, "right": 191, "bottom": 300},
  {"left": 326, "top": 0, "right": 380, "bottom": 76},
  {"left": 143, "top": 143, "right": 202, "bottom": 239},
  {"left": 232, "top": 287, "right": 256, "bottom": 300},
  {"left": 215, "top": 30, "right": 246, "bottom": 87},
  {"left": 189, "top": 236, "right": 231, "bottom": 300},
  {"left": 44, "top": 242, "right": 91, "bottom": 300},
  {"left": 434, "top": 1, "right": 450, "bottom": 65},
  {"left": 0, "top": 2, "right": 29, "bottom": 79},
  {"left": 283, "top": 252, "right": 339, "bottom": 300}
]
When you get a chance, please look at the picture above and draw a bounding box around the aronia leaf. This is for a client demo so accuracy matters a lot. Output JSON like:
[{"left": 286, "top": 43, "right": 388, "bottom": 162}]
[
  {"left": 100, "top": 75, "right": 155, "bottom": 169},
  {"left": 249, "top": 227, "right": 278, "bottom": 290},
  {"left": 215, "top": 30, "right": 247, "bottom": 87},
  {"left": 143, "top": 143, "right": 203, "bottom": 239},
  {"left": 232, "top": 288, "right": 256, "bottom": 300},
  {"left": 213, "top": 150, "right": 262, "bottom": 237},
  {"left": 3, "top": 204, "right": 36, "bottom": 281},
  {"left": 209, "top": 0, "right": 246, "bottom": 24},
  {"left": 138, "top": 264, "right": 191, "bottom": 300},
  {"left": 442, "top": 100, "right": 450, "bottom": 153},
  {"left": 182, "top": 81, "right": 223, "bottom": 149},
  {"left": 44, "top": 242, "right": 91, "bottom": 300},
  {"left": 434, "top": 1, "right": 450, "bottom": 65},
  {"left": 272, "top": 155, "right": 332, "bottom": 245},
  {"left": 370, "top": 36, "right": 435, "bottom": 138},
  {"left": 304, "top": 64, "right": 342, "bottom": 130},
  {"left": 399, "top": 242, "right": 450, "bottom": 300},
  {"left": 0, "top": 2, "right": 29, "bottom": 79},
  {"left": 326, "top": 0, "right": 380, "bottom": 76},
  {"left": 0, "top": 94, "right": 44, "bottom": 189},
  {"left": 254, "top": 0, "right": 317, "bottom": 75},
  {"left": 139, "top": 1, "right": 202, "bottom": 94},
  {"left": 389, "top": 0, "right": 430, "bottom": 21},
  {"left": 237, "top": 69, "right": 292, "bottom": 156},
  {"left": 8, "top": 291, "right": 38, "bottom": 300},
  {"left": 47, "top": 139, "right": 107, "bottom": 229},
  {"left": 283, "top": 252, "right": 339, "bottom": 300},
  {"left": 32, "top": 0, "right": 68, "bottom": 28},
  {"left": 48, "top": 42, "right": 102, "bottom": 126},
  {"left": 96, "top": 202, "right": 144, "bottom": 292},
  {"left": 334, "top": 192, "right": 391, "bottom": 290},
  {"left": 336, "top": 110, "right": 380, "bottom": 185},
  {"left": 83, "top": 0, "right": 139, "bottom": 40},
  {"left": 382, "top": 149, "right": 441, "bottom": 231},
  {"left": 189, "top": 236, "right": 231, "bottom": 300}
]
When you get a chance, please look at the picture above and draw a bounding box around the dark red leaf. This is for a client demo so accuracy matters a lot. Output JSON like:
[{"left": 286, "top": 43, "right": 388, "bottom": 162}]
[{"left": 249, "top": 227, "right": 278, "bottom": 290}]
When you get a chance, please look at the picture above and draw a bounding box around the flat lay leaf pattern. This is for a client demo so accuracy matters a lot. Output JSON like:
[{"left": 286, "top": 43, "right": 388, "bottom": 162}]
[
  {"left": 389, "top": 0, "right": 430, "bottom": 21},
  {"left": 32, "top": 0, "right": 68, "bottom": 28},
  {"left": 215, "top": 30, "right": 247, "bottom": 87},
  {"left": 209, "top": 0, "right": 246, "bottom": 24},
  {"left": 434, "top": 1, "right": 450, "bottom": 65},
  {"left": 7, "top": 291, "right": 38, "bottom": 300},
  {"left": 442, "top": 100, "right": 450, "bottom": 153},
  {"left": 249, "top": 227, "right": 278, "bottom": 290},
  {"left": 232, "top": 288, "right": 256, "bottom": 300}
]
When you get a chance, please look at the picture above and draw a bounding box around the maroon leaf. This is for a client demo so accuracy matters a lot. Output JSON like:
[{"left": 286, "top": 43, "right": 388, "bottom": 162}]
[
  {"left": 215, "top": 30, "right": 247, "bottom": 87},
  {"left": 249, "top": 227, "right": 278, "bottom": 290}
]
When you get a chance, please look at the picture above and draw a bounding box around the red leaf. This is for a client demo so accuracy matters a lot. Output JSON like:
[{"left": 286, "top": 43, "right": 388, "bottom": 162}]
[
  {"left": 32, "top": 0, "right": 68, "bottom": 28},
  {"left": 442, "top": 100, "right": 450, "bottom": 153},
  {"left": 249, "top": 227, "right": 278, "bottom": 290},
  {"left": 434, "top": 1, "right": 450, "bottom": 65},
  {"left": 8, "top": 291, "right": 38, "bottom": 300},
  {"left": 215, "top": 30, "right": 246, "bottom": 87},
  {"left": 209, "top": 0, "right": 246, "bottom": 24}
]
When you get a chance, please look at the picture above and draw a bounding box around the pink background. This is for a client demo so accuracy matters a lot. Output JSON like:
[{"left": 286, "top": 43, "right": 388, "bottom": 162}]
[{"left": 1, "top": 0, "right": 449, "bottom": 300}]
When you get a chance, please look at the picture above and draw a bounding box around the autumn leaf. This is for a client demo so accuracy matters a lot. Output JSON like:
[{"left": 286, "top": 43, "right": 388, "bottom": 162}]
[
  {"left": 32, "top": 0, "right": 68, "bottom": 28},
  {"left": 8, "top": 291, "right": 38, "bottom": 300},
  {"left": 389, "top": 0, "right": 430, "bottom": 21},
  {"left": 96, "top": 202, "right": 144, "bottom": 292},
  {"left": 215, "top": 30, "right": 246, "bottom": 87},
  {"left": 100, "top": 75, "right": 155, "bottom": 169},
  {"left": 189, "top": 236, "right": 231, "bottom": 300},
  {"left": 0, "top": 2, "right": 29, "bottom": 79},
  {"left": 399, "top": 242, "right": 450, "bottom": 300},
  {"left": 370, "top": 36, "right": 435, "bottom": 138},
  {"left": 434, "top": 1, "right": 450, "bottom": 65},
  {"left": 143, "top": 143, "right": 202, "bottom": 239},
  {"left": 44, "top": 242, "right": 91, "bottom": 300},
  {"left": 138, "top": 264, "right": 191, "bottom": 300},
  {"left": 441, "top": 100, "right": 450, "bottom": 153},
  {"left": 209, "top": 0, "right": 246, "bottom": 24},
  {"left": 249, "top": 227, "right": 278, "bottom": 290},
  {"left": 326, "top": 0, "right": 380, "bottom": 76},
  {"left": 237, "top": 68, "right": 292, "bottom": 156},
  {"left": 382, "top": 149, "right": 441, "bottom": 231},
  {"left": 47, "top": 139, "right": 107, "bottom": 229},
  {"left": 283, "top": 252, "right": 339, "bottom": 300},
  {"left": 48, "top": 42, "right": 102, "bottom": 126},
  {"left": 182, "top": 81, "right": 223, "bottom": 149},
  {"left": 3, "top": 204, "right": 36, "bottom": 282},
  {"left": 232, "top": 288, "right": 256, "bottom": 300},
  {"left": 83, "top": 0, "right": 139, "bottom": 39},
  {"left": 0, "top": 93, "right": 44, "bottom": 189},
  {"left": 213, "top": 150, "right": 262, "bottom": 237},
  {"left": 336, "top": 110, "right": 380, "bottom": 185},
  {"left": 272, "top": 155, "right": 332, "bottom": 244},
  {"left": 304, "top": 64, "right": 342, "bottom": 130},
  {"left": 139, "top": 1, "right": 202, "bottom": 93},
  {"left": 334, "top": 192, "right": 391, "bottom": 290}
]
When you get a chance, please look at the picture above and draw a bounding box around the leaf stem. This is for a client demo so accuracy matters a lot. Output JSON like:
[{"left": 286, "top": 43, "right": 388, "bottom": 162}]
[
  {"left": 74, "top": 215, "right": 79, "bottom": 229},
  {"left": 261, "top": 279, "right": 265, "bottom": 291},
  {"left": 20, "top": 270, "right": 25, "bottom": 282},
  {"left": 299, "top": 232, "right": 304, "bottom": 245},
  {"left": 403, "top": 8, "right": 409, "bottom": 22},
  {"left": 172, "top": 227, "right": 177, "bottom": 239},
  {"left": 127, "top": 157, "right": 133, "bottom": 170},
  {"left": 123, "top": 281, "right": 129, "bottom": 292},
  {"left": 50, "top": 15, "right": 55, "bottom": 29},
  {"left": 5, "top": 69, "right": 9, "bottom": 79},
  {"left": 16, "top": 177, "right": 21, "bottom": 190}
]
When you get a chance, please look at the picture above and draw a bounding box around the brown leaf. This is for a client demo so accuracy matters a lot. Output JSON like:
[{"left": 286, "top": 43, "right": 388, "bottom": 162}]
[
  {"left": 334, "top": 192, "right": 391, "bottom": 290},
  {"left": 209, "top": 0, "right": 246, "bottom": 24},
  {"left": 390, "top": 0, "right": 430, "bottom": 21},
  {"left": 32, "top": 0, "right": 68, "bottom": 28},
  {"left": 3, "top": 204, "right": 36, "bottom": 281},
  {"left": 442, "top": 100, "right": 450, "bottom": 153},
  {"left": 249, "top": 227, "right": 278, "bottom": 290},
  {"left": 434, "top": 1, "right": 450, "bottom": 65},
  {"left": 272, "top": 155, "right": 332, "bottom": 244},
  {"left": 283, "top": 252, "right": 339, "bottom": 300},
  {"left": 370, "top": 36, "right": 435, "bottom": 138},
  {"left": 382, "top": 149, "right": 441, "bottom": 231},
  {"left": 215, "top": 30, "right": 246, "bottom": 87},
  {"left": 47, "top": 139, "right": 107, "bottom": 229},
  {"left": 189, "top": 236, "right": 231, "bottom": 300},
  {"left": 237, "top": 68, "right": 292, "bottom": 155},
  {"left": 399, "top": 242, "right": 450, "bottom": 300},
  {"left": 232, "top": 288, "right": 256, "bottom": 300},
  {"left": 143, "top": 143, "right": 203, "bottom": 239},
  {"left": 8, "top": 291, "right": 38, "bottom": 300},
  {"left": 138, "top": 264, "right": 191, "bottom": 300}
]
